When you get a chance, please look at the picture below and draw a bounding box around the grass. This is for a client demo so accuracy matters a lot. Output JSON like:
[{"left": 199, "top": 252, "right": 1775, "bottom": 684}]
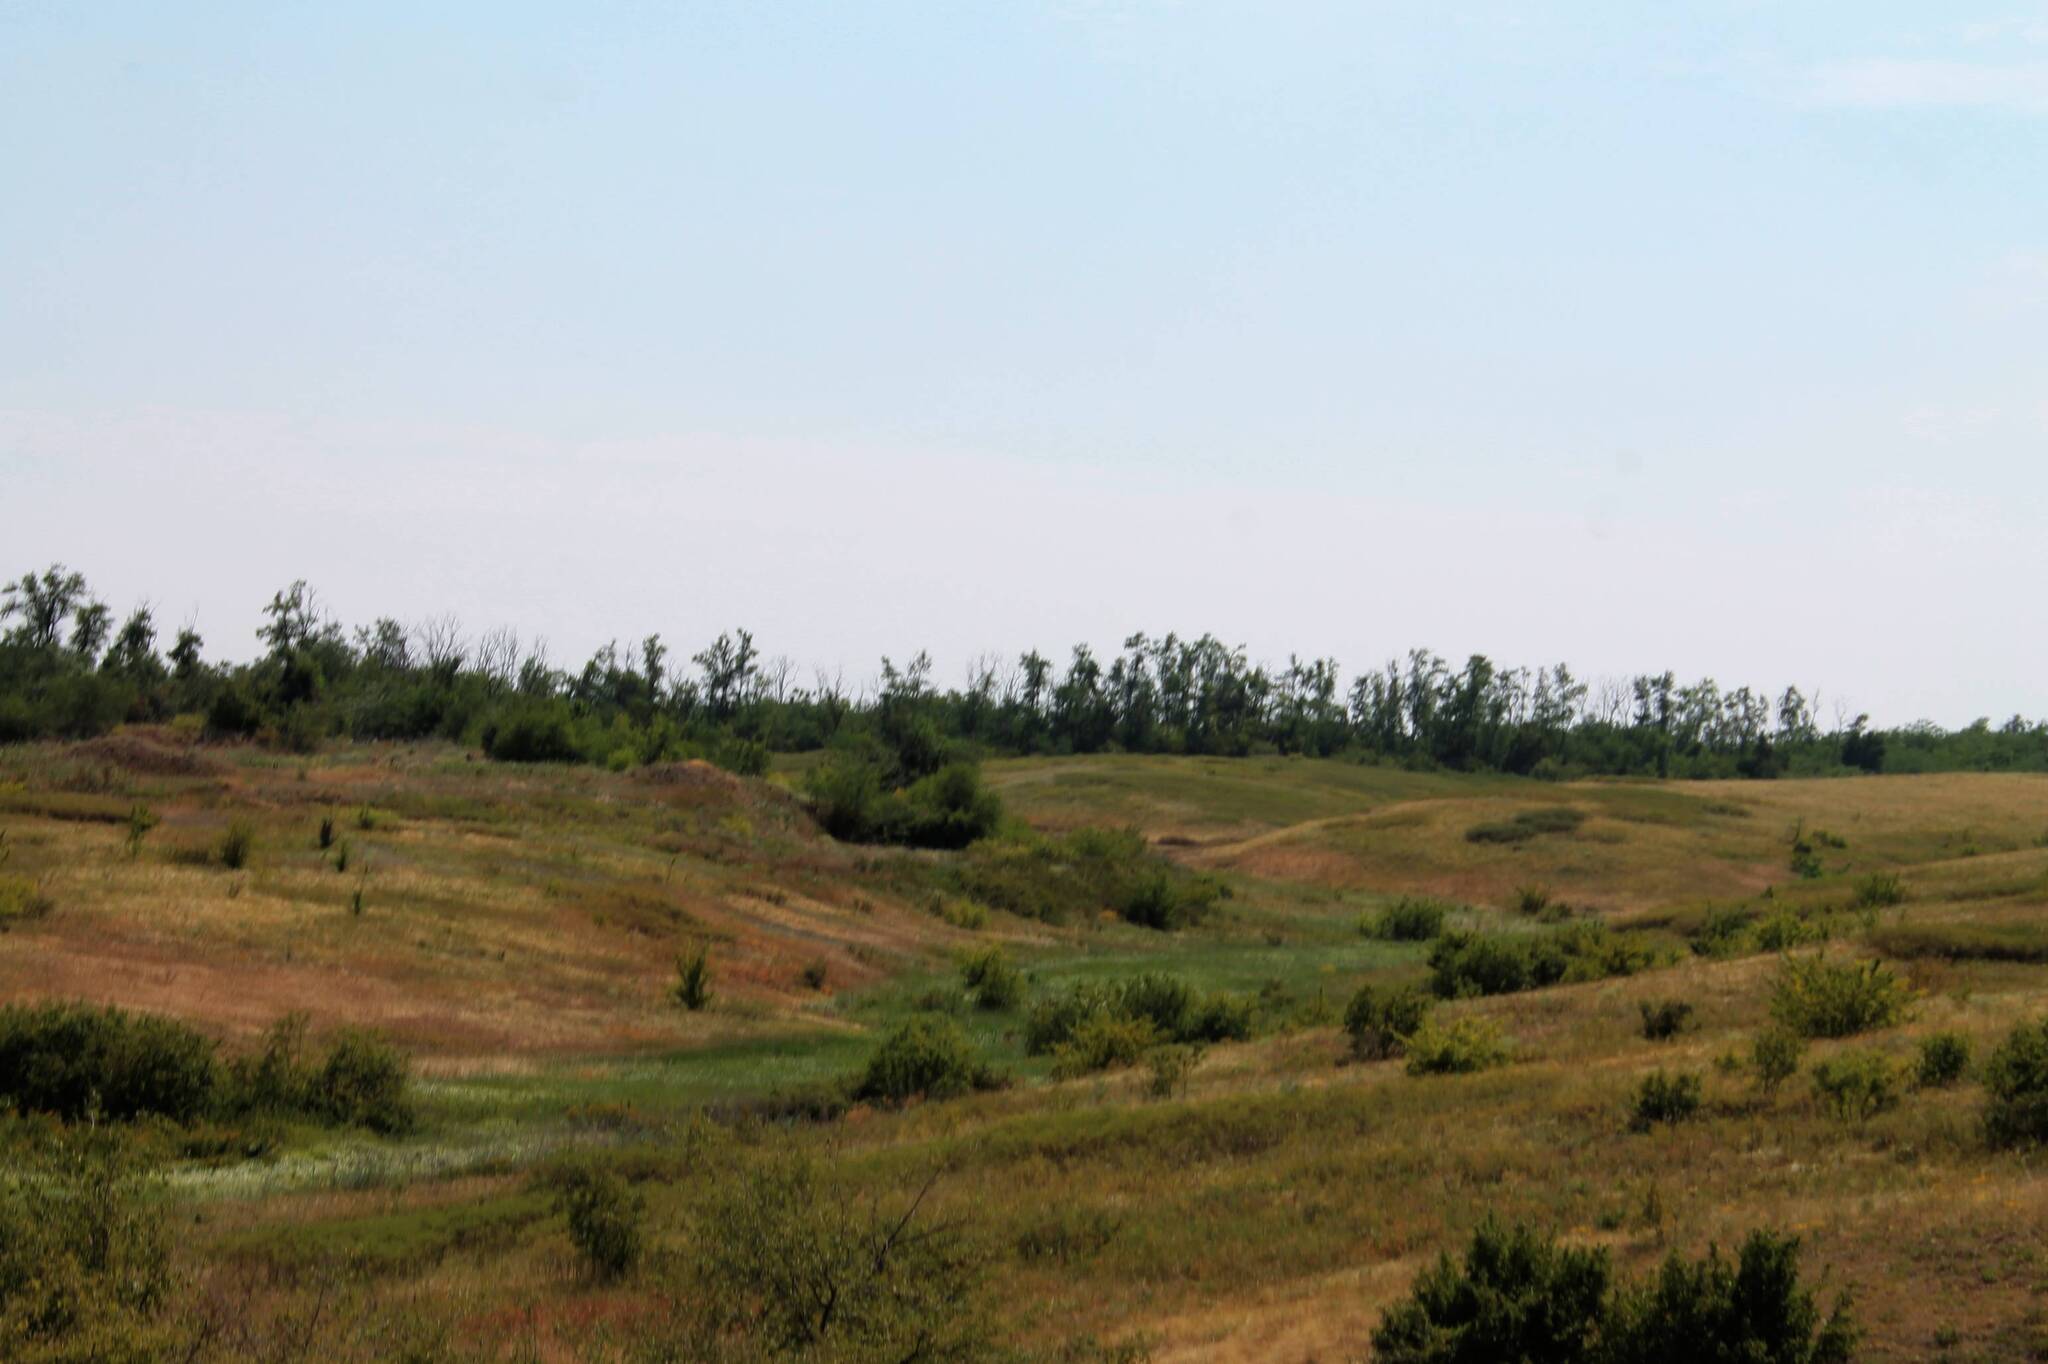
[{"left": 4, "top": 736, "right": 2048, "bottom": 1359}]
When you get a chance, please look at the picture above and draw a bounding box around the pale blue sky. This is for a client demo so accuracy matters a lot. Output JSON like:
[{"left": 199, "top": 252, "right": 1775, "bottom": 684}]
[{"left": 4, "top": 2, "right": 2044, "bottom": 723}]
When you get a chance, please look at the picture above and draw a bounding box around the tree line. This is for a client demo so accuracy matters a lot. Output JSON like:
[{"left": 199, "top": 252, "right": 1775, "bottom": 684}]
[{"left": 4, "top": 563, "right": 2044, "bottom": 780}]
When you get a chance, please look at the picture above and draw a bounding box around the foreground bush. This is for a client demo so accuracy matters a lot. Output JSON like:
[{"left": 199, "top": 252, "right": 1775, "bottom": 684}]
[
  {"left": 0, "top": 1139, "right": 176, "bottom": 1362},
  {"left": 0, "top": 1002, "right": 218, "bottom": 1123},
  {"left": 1343, "top": 984, "right": 1432, "bottom": 1061},
  {"left": 1768, "top": 954, "right": 1911, "bottom": 1039},
  {"left": 1637, "top": 999, "right": 1693, "bottom": 1041},
  {"left": 1913, "top": 1031, "right": 1972, "bottom": 1089},
  {"left": 853, "top": 1016, "right": 1002, "bottom": 1105},
  {"left": 959, "top": 946, "right": 1023, "bottom": 1011},
  {"left": 546, "top": 1164, "right": 644, "bottom": 1282},
  {"left": 1982, "top": 1016, "right": 2048, "bottom": 1149},
  {"left": 806, "top": 754, "right": 1002, "bottom": 850},
  {"left": 949, "top": 827, "right": 1226, "bottom": 931},
  {"left": 1371, "top": 1218, "right": 1855, "bottom": 1363}
]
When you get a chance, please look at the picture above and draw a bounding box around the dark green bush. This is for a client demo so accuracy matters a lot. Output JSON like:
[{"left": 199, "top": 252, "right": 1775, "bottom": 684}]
[
  {"left": 1913, "top": 1031, "right": 1972, "bottom": 1089},
  {"left": 853, "top": 1016, "right": 1001, "bottom": 1105},
  {"left": 1629, "top": 1070, "right": 1703, "bottom": 1132},
  {"left": 674, "top": 945, "right": 713, "bottom": 1011},
  {"left": 217, "top": 819, "right": 254, "bottom": 870},
  {"left": 312, "top": 1028, "right": 414, "bottom": 1134},
  {"left": 1849, "top": 872, "right": 1904, "bottom": 909},
  {"left": 1982, "top": 1016, "right": 2048, "bottom": 1149},
  {"left": 480, "top": 703, "right": 583, "bottom": 763},
  {"left": 1601, "top": 1230, "right": 1857, "bottom": 1363},
  {"left": 1025, "top": 974, "right": 1251, "bottom": 1061},
  {"left": 548, "top": 1164, "right": 644, "bottom": 1282},
  {"left": 1364, "top": 897, "right": 1450, "bottom": 941},
  {"left": 1344, "top": 984, "right": 1432, "bottom": 1060},
  {"left": 1638, "top": 1000, "right": 1694, "bottom": 1041},
  {"left": 0, "top": 1001, "right": 218, "bottom": 1123},
  {"left": 1372, "top": 1219, "right": 1855, "bottom": 1364},
  {"left": 1427, "top": 924, "right": 1652, "bottom": 1000},
  {"left": 1370, "top": 1216, "right": 1609, "bottom": 1362}
]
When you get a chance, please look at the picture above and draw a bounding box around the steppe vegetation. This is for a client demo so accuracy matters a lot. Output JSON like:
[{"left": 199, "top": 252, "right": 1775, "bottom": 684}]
[{"left": 2, "top": 568, "right": 2047, "bottom": 1359}]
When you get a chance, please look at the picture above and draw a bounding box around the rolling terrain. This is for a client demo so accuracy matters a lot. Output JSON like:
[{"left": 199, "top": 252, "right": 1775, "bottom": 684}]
[{"left": 4, "top": 733, "right": 2047, "bottom": 1359}]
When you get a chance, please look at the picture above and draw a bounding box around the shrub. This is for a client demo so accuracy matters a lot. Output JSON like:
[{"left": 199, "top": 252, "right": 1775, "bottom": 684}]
[
  {"left": 1810, "top": 1051, "right": 1899, "bottom": 1122},
  {"left": 1114, "top": 865, "right": 1224, "bottom": 932},
  {"left": 0, "top": 1001, "right": 218, "bottom": 1123},
  {"left": 1690, "top": 905, "right": 1755, "bottom": 957},
  {"left": 1464, "top": 806, "right": 1586, "bottom": 845},
  {"left": 480, "top": 703, "right": 583, "bottom": 763},
  {"left": 1850, "top": 872, "right": 1904, "bottom": 910},
  {"left": 1981, "top": 1016, "right": 2048, "bottom": 1149},
  {"left": 0, "top": 1139, "right": 176, "bottom": 1360},
  {"left": 1913, "top": 1031, "right": 1972, "bottom": 1089},
  {"left": 1769, "top": 955, "right": 1911, "bottom": 1039},
  {"left": 699, "top": 1153, "right": 995, "bottom": 1360},
  {"left": 1370, "top": 1216, "right": 1609, "bottom": 1362},
  {"left": 1026, "top": 974, "right": 1251, "bottom": 1059},
  {"left": 313, "top": 1028, "right": 414, "bottom": 1134},
  {"left": 1629, "top": 1070, "right": 1703, "bottom": 1131},
  {"left": 959, "top": 947, "right": 1023, "bottom": 1011},
  {"left": 1404, "top": 1016, "right": 1510, "bottom": 1076},
  {"left": 799, "top": 958, "right": 829, "bottom": 991},
  {"left": 1753, "top": 909, "right": 1829, "bottom": 952},
  {"left": 1751, "top": 1027, "right": 1806, "bottom": 1097},
  {"left": 1364, "top": 897, "right": 1449, "bottom": 942},
  {"left": 1427, "top": 925, "right": 1652, "bottom": 1000},
  {"left": 550, "top": 1165, "right": 644, "bottom": 1282},
  {"left": 1512, "top": 884, "right": 1555, "bottom": 917},
  {"left": 1343, "top": 984, "right": 1432, "bottom": 1061},
  {"left": 1602, "top": 1230, "right": 1857, "bottom": 1363},
  {"left": 674, "top": 945, "right": 713, "bottom": 1011},
  {"left": 1372, "top": 1220, "right": 1855, "bottom": 1364},
  {"left": 1051, "top": 1012, "right": 1158, "bottom": 1078},
  {"left": 1145, "top": 1044, "right": 1201, "bottom": 1099},
  {"left": 1867, "top": 922, "right": 2048, "bottom": 964},
  {"left": 0, "top": 874, "right": 55, "bottom": 928},
  {"left": 854, "top": 1016, "right": 1000, "bottom": 1104},
  {"left": 217, "top": 819, "right": 254, "bottom": 869},
  {"left": 1638, "top": 1000, "right": 1694, "bottom": 1041},
  {"left": 317, "top": 814, "right": 335, "bottom": 850}
]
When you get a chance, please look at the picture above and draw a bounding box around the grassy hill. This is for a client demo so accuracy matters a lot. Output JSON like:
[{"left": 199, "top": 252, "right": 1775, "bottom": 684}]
[{"left": 3, "top": 733, "right": 2047, "bottom": 1359}]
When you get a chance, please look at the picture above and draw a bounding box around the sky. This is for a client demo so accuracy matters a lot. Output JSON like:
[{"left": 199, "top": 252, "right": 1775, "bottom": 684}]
[{"left": 3, "top": 1, "right": 2045, "bottom": 726}]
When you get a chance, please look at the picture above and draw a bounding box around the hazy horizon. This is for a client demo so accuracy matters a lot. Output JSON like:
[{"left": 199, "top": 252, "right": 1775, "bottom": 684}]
[{"left": 7, "top": 3, "right": 2045, "bottom": 727}]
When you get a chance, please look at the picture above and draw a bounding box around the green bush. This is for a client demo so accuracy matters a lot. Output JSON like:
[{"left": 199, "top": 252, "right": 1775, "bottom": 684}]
[
  {"left": 0, "top": 1139, "right": 176, "bottom": 1361},
  {"left": 1849, "top": 872, "right": 1904, "bottom": 909},
  {"left": 1050, "top": 1012, "right": 1159, "bottom": 1078},
  {"left": 1751, "top": 1027, "right": 1806, "bottom": 1097},
  {"left": 1629, "top": 1070, "right": 1703, "bottom": 1131},
  {"left": 1768, "top": 954, "right": 1912, "bottom": 1039},
  {"left": 549, "top": 1165, "right": 644, "bottom": 1282},
  {"left": 1982, "top": 1016, "right": 2048, "bottom": 1149},
  {"left": 1867, "top": 922, "right": 2048, "bottom": 964},
  {"left": 1753, "top": 909, "right": 1830, "bottom": 952},
  {"left": 1810, "top": 1051, "right": 1899, "bottom": 1122},
  {"left": 960, "top": 947, "right": 1023, "bottom": 1011},
  {"left": 312, "top": 1028, "right": 414, "bottom": 1134},
  {"left": 1145, "top": 1044, "right": 1201, "bottom": 1100},
  {"left": 1427, "top": 924, "right": 1652, "bottom": 1000},
  {"left": 1403, "top": 1016, "right": 1509, "bottom": 1076},
  {"left": 1372, "top": 1220, "right": 1855, "bottom": 1364},
  {"left": 1364, "top": 897, "right": 1450, "bottom": 942},
  {"left": 853, "top": 1016, "right": 1001, "bottom": 1105},
  {"left": 1601, "top": 1230, "right": 1857, "bottom": 1364},
  {"left": 1638, "top": 999, "right": 1694, "bottom": 1041},
  {"left": 806, "top": 755, "right": 1003, "bottom": 850},
  {"left": 1370, "top": 1216, "right": 1609, "bottom": 1362},
  {"left": 217, "top": 819, "right": 254, "bottom": 870},
  {"left": 480, "top": 702, "right": 583, "bottom": 763},
  {"left": 0, "top": 1001, "right": 218, "bottom": 1123},
  {"left": 674, "top": 945, "right": 713, "bottom": 1011},
  {"left": 1024, "top": 973, "right": 1251, "bottom": 1060},
  {"left": 1690, "top": 905, "right": 1756, "bottom": 958},
  {"left": 1913, "top": 1031, "right": 1972, "bottom": 1089},
  {"left": 1343, "top": 984, "right": 1432, "bottom": 1061}
]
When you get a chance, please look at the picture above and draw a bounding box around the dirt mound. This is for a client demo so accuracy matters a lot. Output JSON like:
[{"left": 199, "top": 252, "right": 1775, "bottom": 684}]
[
  {"left": 71, "top": 732, "right": 225, "bottom": 777},
  {"left": 634, "top": 759, "right": 749, "bottom": 797}
]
